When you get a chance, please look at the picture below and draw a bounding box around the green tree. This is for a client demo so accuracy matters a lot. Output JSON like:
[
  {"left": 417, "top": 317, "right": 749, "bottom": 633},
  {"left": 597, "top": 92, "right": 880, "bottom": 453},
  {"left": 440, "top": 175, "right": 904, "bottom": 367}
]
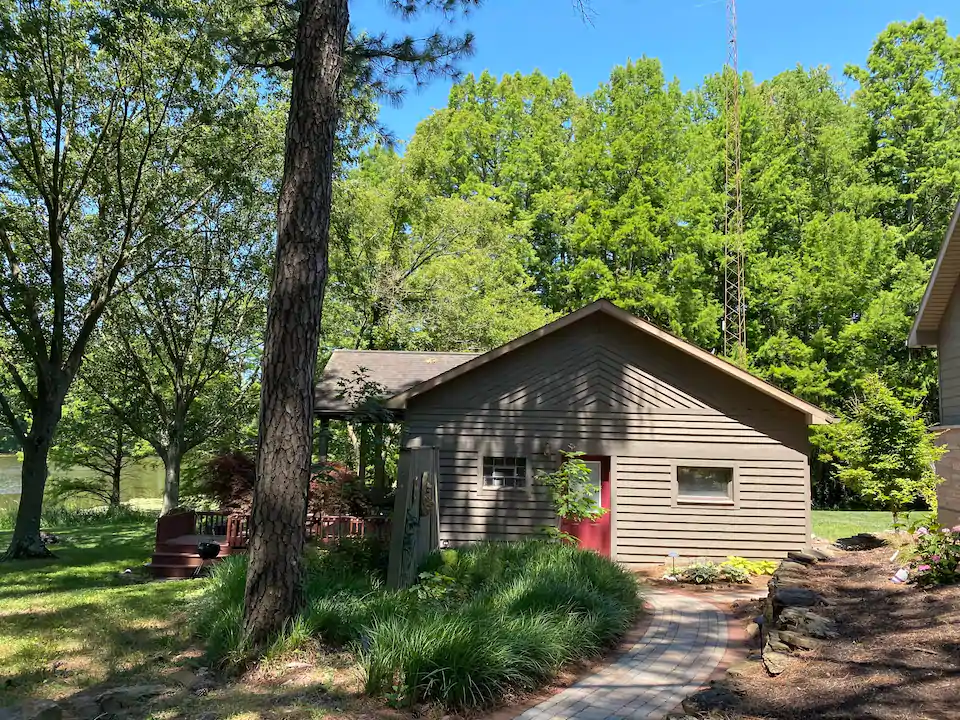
[
  {"left": 0, "top": 0, "right": 260, "bottom": 558},
  {"left": 325, "top": 148, "right": 552, "bottom": 352},
  {"left": 813, "top": 374, "right": 946, "bottom": 527},
  {"left": 846, "top": 16, "right": 960, "bottom": 259},
  {"left": 48, "top": 387, "right": 151, "bottom": 508},
  {"left": 85, "top": 223, "right": 268, "bottom": 516}
]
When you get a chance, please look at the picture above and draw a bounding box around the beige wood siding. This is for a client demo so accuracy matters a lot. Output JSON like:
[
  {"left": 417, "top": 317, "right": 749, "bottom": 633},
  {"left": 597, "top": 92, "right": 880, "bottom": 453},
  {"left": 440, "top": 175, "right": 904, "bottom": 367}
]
[
  {"left": 404, "top": 313, "right": 811, "bottom": 561},
  {"left": 939, "top": 285, "right": 960, "bottom": 424}
]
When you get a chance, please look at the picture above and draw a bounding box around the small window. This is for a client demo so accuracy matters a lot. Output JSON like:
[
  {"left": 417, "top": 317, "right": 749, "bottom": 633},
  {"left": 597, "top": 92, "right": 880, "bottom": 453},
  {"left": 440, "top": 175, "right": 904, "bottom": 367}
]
[
  {"left": 677, "top": 466, "right": 733, "bottom": 500},
  {"left": 482, "top": 456, "right": 527, "bottom": 489}
]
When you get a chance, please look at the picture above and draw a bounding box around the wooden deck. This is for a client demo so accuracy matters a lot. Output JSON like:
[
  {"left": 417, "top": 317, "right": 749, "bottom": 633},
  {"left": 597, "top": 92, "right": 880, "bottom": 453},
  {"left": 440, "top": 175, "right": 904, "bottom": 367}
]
[{"left": 146, "top": 510, "right": 390, "bottom": 579}]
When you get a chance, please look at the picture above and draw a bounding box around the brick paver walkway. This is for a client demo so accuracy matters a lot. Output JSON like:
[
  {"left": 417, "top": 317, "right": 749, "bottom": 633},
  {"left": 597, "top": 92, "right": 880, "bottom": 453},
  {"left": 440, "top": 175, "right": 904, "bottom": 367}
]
[{"left": 514, "top": 590, "right": 727, "bottom": 720}]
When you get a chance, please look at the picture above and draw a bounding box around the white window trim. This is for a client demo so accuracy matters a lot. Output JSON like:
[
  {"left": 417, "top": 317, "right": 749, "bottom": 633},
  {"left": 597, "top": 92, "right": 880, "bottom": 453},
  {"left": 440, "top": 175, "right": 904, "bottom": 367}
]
[
  {"left": 670, "top": 460, "right": 739, "bottom": 509},
  {"left": 477, "top": 452, "right": 533, "bottom": 494}
]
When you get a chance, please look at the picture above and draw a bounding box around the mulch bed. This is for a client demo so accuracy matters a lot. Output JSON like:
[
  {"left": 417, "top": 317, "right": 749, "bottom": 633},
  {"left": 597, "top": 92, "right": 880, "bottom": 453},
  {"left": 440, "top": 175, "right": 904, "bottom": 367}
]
[{"left": 720, "top": 546, "right": 960, "bottom": 720}]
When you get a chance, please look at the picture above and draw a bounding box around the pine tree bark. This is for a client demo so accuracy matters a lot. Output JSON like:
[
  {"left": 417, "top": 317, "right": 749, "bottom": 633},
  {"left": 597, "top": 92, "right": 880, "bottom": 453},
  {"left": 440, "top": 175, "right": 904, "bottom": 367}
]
[{"left": 243, "top": 0, "right": 349, "bottom": 645}]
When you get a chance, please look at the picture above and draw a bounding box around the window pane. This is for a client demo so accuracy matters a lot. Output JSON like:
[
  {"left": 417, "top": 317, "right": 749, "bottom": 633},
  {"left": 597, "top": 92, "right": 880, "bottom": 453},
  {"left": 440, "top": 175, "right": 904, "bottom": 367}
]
[
  {"left": 677, "top": 466, "right": 732, "bottom": 498},
  {"left": 482, "top": 456, "right": 526, "bottom": 488}
]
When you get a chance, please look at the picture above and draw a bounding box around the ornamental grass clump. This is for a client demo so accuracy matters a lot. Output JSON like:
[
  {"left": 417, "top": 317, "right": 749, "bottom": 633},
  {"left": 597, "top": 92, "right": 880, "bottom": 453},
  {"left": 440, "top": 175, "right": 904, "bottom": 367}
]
[
  {"left": 195, "top": 539, "right": 642, "bottom": 711},
  {"left": 910, "top": 521, "right": 960, "bottom": 587}
]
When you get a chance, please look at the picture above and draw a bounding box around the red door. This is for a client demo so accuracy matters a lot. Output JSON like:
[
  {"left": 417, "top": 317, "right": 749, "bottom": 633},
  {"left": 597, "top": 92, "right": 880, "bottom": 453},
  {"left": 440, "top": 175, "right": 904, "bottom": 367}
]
[{"left": 560, "top": 456, "right": 611, "bottom": 557}]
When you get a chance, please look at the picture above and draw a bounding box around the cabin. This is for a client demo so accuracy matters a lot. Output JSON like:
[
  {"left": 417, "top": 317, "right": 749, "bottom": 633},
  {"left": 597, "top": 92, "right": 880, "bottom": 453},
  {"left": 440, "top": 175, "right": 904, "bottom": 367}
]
[
  {"left": 908, "top": 202, "right": 960, "bottom": 529},
  {"left": 315, "top": 300, "right": 832, "bottom": 565}
]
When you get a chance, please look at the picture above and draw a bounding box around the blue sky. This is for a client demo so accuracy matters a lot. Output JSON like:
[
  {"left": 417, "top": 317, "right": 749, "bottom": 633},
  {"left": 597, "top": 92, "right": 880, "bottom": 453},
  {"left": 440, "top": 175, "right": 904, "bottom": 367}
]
[{"left": 351, "top": 0, "right": 958, "bottom": 143}]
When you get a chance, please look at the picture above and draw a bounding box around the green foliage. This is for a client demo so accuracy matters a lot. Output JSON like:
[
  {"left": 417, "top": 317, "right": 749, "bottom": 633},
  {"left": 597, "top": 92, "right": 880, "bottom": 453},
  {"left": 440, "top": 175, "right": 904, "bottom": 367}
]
[
  {"left": 910, "top": 521, "right": 960, "bottom": 587},
  {"left": 536, "top": 450, "right": 606, "bottom": 522},
  {"left": 48, "top": 387, "right": 152, "bottom": 506},
  {"left": 0, "top": 502, "right": 154, "bottom": 531},
  {"left": 723, "top": 556, "right": 779, "bottom": 576},
  {"left": 813, "top": 374, "right": 946, "bottom": 524},
  {"left": 718, "top": 564, "right": 751, "bottom": 584},
  {"left": 196, "top": 540, "right": 642, "bottom": 710},
  {"left": 677, "top": 561, "right": 722, "bottom": 585}
]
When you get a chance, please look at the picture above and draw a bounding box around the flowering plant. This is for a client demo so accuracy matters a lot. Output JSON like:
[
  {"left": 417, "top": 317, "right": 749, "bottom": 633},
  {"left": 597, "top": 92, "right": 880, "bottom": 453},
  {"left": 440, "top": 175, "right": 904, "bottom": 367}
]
[{"left": 910, "top": 518, "right": 960, "bottom": 587}]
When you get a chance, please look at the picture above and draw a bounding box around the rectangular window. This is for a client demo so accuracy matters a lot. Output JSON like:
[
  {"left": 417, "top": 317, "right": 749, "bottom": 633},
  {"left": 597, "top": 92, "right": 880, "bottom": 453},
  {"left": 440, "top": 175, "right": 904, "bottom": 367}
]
[
  {"left": 677, "top": 466, "right": 733, "bottom": 500},
  {"left": 482, "top": 456, "right": 527, "bottom": 489}
]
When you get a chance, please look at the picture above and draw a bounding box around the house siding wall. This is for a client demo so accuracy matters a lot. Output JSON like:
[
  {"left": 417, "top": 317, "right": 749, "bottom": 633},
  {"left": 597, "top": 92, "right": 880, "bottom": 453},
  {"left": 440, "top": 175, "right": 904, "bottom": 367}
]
[
  {"left": 939, "top": 284, "right": 960, "bottom": 424},
  {"left": 402, "top": 314, "right": 812, "bottom": 565}
]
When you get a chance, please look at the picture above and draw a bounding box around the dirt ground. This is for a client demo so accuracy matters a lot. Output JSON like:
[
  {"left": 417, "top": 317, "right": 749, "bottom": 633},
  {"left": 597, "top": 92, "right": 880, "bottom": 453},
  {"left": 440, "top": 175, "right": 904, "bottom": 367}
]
[{"left": 718, "top": 546, "right": 960, "bottom": 720}]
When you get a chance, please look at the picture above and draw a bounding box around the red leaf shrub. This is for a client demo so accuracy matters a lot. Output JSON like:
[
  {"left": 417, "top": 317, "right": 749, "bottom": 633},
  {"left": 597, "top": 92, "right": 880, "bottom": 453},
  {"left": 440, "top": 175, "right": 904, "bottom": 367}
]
[
  {"left": 309, "top": 461, "right": 373, "bottom": 517},
  {"left": 197, "top": 450, "right": 256, "bottom": 512}
]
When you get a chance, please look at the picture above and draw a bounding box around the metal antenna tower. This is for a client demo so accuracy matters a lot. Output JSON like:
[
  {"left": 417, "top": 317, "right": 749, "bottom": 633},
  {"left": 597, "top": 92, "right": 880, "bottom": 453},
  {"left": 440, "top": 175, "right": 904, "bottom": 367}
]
[{"left": 722, "top": 0, "right": 746, "bottom": 363}]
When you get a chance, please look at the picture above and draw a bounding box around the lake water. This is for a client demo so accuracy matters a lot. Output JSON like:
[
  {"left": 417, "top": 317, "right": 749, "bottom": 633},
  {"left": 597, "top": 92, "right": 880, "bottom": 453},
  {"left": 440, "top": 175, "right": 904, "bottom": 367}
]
[{"left": 0, "top": 453, "right": 165, "bottom": 509}]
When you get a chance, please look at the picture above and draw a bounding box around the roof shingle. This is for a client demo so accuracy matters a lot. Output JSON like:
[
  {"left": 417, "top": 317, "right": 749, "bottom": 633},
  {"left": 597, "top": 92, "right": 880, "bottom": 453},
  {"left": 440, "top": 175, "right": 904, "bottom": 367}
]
[{"left": 315, "top": 350, "right": 479, "bottom": 416}]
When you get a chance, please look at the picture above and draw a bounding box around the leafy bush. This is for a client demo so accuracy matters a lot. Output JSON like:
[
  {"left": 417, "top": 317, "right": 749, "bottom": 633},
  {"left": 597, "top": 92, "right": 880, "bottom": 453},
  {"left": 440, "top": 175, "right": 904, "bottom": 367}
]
[
  {"left": 910, "top": 521, "right": 960, "bottom": 587},
  {"left": 723, "top": 556, "right": 779, "bottom": 576},
  {"left": 309, "top": 461, "right": 375, "bottom": 516},
  {"left": 718, "top": 564, "right": 750, "bottom": 584},
  {"left": 196, "top": 540, "right": 642, "bottom": 710},
  {"left": 0, "top": 502, "right": 154, "bottom": 531},
  {"left": 319, "top": 537, "right": 390, "bottom": 578},
  {"left": 536, "top": 450, "right": 606, "bottom": 522},
  {"left": 678, "top": 560, "right": 721, "bottom": 584},
  {"left": 676, "top": 559, "right": 751, "bottom": 584}
]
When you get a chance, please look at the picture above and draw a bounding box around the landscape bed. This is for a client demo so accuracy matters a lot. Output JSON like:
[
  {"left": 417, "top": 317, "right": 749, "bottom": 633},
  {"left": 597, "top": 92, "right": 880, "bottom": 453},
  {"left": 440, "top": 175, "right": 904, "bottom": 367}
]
[
  {"left": 196, "top": 539, "right": 644, "bottom": 710},
  {"left": 718, "top": 543, "right": 960, "bottom": 720}
]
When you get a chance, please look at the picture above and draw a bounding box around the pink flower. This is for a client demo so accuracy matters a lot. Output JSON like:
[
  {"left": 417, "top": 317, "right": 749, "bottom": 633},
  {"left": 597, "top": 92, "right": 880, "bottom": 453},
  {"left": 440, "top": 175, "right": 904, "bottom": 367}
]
[
  {"left": 917, "top": 564, "right": 932, "bottom": 572},
  {"left": 952, "top": 525, "right": 960, "bottom": 533},
  {"left": 932, "top": 555, "right": 942, "bottom": 563},
  {"left": 915, "top": 527, "right": 929, "bottom": 536},
  {"left": 943, "top": 528, "right": 952, "bottom": 534}
]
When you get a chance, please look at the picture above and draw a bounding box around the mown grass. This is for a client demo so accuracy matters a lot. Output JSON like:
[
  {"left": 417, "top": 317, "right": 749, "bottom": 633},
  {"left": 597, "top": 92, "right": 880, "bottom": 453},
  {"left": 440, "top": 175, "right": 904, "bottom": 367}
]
[
  {"left": 0, "top": 519, "right": 201, "bottom": 706},
  {"left": 811, "top": 510, "right": 927, "bottom": 542},
  {"left": 196, "top": 540, "right": 643, "bottom": 710}
]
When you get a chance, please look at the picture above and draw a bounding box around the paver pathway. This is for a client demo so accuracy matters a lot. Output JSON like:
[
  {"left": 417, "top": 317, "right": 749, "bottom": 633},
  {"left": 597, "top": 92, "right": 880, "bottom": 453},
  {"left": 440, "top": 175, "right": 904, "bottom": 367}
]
[{"left": 514, "top": 590, "right": 728, "bottom": 720}]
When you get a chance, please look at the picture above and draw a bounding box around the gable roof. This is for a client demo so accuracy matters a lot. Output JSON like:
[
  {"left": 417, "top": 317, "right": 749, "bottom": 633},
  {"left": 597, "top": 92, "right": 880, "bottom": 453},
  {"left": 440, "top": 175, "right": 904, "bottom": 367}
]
[
  {"left": 909, "top": 202, "right": 960, "bottom": 347},
  {"left": 315, "top": 350, "right": 479, "bottom": 417},
  {"left": 385, "top": 300, "right": 834, "bottom": 424}
]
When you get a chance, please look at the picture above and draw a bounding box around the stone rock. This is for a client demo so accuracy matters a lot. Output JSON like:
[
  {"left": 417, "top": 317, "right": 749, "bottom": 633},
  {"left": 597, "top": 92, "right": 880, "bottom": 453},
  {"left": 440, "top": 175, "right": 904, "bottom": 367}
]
[
  {"left": 726, "top": 660, "right": 757, "bottom": 678},
  {"left": 787, "top": 551, "right": 819, "bottom": 565},
  {"left": 681, "top": 683, "right": 739, "bottom": 714},
  {"left": 779, "top": 630, "right": 821, "bottom": 650},
  {"left": 746, "top": 621, "right": 761, "bottom": 639},
  {"left": 810, "top": 547, "right": 835, "bottom": 561},
  {"left": 169, "top": 669, "right": 199, "bottom": 689},
  {"left": 97, "top": 685, "right": 168, "bottom": 713},
  {"left": 0, "top": 701, "right": 63, "bottom": 720},
  {"left": 779, "top": 607, "right": 838, "bottom": 639},
  {"left": 61, "top": 697, "right": 100, "bottom": 720},
  {"left": 775, "top": 586, "right": 825, "bottom": 608},
  {"left": 763, "top": 650, "right": 791, "bottom": 675},
  {"left": 835, "top": 533, "right": 885, "bottom": 551}
]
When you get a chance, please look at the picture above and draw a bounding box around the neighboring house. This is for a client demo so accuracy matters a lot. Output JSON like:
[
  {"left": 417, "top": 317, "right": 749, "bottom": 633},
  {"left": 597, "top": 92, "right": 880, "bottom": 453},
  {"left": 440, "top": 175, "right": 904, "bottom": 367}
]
[
  {"left": 908, "top": 203, "right": 960, "bottom": 528},
  {"left": 315, "top": 300, "right": 832, "bottom": 565}
]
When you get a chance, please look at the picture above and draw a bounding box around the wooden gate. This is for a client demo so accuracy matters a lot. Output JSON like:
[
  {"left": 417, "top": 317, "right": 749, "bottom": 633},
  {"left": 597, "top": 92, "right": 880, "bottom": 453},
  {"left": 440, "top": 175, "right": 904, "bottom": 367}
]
[{"left": 387, "top": 446, "right": 440, "bottom": 588}]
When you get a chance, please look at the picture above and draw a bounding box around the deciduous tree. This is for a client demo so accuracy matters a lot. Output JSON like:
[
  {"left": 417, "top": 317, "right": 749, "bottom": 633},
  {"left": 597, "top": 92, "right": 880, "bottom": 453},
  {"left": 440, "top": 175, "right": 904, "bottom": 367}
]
[{"left": 0, "top": 0, "right": 258, "bottom": 558}]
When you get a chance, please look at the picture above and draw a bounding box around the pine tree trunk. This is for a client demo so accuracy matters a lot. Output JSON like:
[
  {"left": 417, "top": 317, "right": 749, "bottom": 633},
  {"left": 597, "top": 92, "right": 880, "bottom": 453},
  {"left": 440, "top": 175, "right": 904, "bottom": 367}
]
[
  {"left": 161, "top": 444, "right": 182, "bottom": 516},
  {"left": 243, "top": 0, "right": 349, "bottom": 646},
  {"left": 3, "top": 429, "right": 55, "bottom": 559}
]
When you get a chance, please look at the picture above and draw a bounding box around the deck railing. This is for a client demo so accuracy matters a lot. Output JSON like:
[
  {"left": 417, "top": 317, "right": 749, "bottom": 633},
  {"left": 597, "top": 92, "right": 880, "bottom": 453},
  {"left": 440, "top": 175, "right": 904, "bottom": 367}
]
[{"left": 156, "top": 509, "right": 389, "bottom": 551}]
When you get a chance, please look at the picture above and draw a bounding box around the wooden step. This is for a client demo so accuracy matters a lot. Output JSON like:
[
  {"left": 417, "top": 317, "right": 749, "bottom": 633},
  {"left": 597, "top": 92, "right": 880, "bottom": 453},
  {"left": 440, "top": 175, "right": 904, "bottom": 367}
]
[
  {"left": 150, "top": 552, "right": 207, "bottom": 568},
  {"left": 147, "top": 557, "right": 225, "bottom": 579}
]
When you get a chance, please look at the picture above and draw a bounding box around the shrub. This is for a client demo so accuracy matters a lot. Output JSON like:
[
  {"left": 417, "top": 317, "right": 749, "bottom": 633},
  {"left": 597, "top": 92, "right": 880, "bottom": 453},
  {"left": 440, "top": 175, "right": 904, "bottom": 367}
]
[
  {"left": 678, "top": 560, "right": 721, "bottom": 584},
  {"left": 194, "top": 449, "right": 257, "bottom": 512},
  {"left": 910, "top": 520, "right": 960, "bottom": 587},
  {"left": 723, "top": 556, "right": 779, "bottom": 576},
  {"left": 196, "top": 539, "right": 642, "bottom": 710},
  {"left": 309, "top": 461, "right": 375, "bottom": 516},
  {"left": 0, "top": 502, "right": 154, "bottom": 531},
  {"left": 718, "top": 564, "right": 750, "bottom": 584}
]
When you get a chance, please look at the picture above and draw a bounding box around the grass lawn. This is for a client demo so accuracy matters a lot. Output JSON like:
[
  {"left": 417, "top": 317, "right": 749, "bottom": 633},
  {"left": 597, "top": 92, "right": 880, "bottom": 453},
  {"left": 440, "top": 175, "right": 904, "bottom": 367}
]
[
  {"left": 0, "top": 520, "right": 201, "bottom": 706},
  {"left": 811, "top": 510, "right": 926, "bottom": 542}
]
